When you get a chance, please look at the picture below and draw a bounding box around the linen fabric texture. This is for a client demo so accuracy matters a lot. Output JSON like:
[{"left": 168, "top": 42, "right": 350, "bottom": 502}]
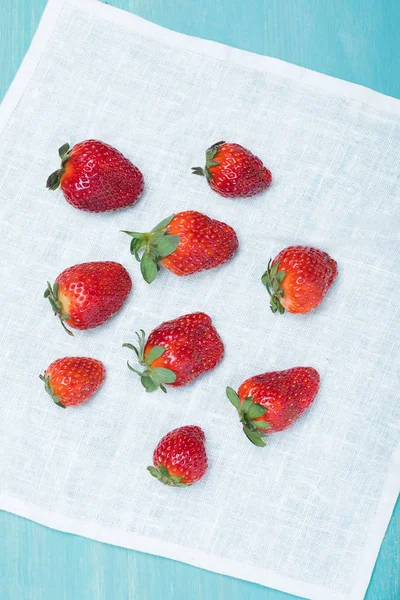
[{"left": 0, "top": 1, "right": 399, "bottom": 599}]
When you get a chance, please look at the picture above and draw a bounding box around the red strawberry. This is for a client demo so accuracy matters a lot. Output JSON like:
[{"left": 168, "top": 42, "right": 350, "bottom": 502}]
[
  {"left": 45, "top": 261, "right": 132, "bottom": 335},
  {"left": 123, "top": 211, "right": 238, "bottom": 283},
  {"left": 262, "top": 246, "right": 338, "bottom": 314},
  {"left": 123, "top": 312, "right": 224, "bottom": 392},
  {"left": 192, "top": 141, "right": 272, "bottom": 198},
  {"left": 46, "top": 140, "right": 144, "bottom": 212},
  {"left": 148, "top": 425, "right": 208, "bottom": 486},
  {"left": 226, "top": 367, "right": 320, "bottom": 446},
  {"left": 39, "top": 357, "right": 106, "bottom": 408}
]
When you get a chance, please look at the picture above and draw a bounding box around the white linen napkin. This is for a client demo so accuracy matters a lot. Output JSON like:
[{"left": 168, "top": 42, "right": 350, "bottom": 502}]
[{"left": 0, "top": 1, "right": 399, "bottom": 598}]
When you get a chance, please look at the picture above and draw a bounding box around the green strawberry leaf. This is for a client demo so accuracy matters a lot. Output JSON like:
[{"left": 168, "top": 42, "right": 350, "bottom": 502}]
[
  {"left": 151, "top": 214, "right": 175, "bottom": 232},
  {"left": 171, "top": 475, "right": 184, "bottom": 483},
  {"left": 46, "top": 170, "right": 61, "bottom": 190},
  {"left": 262, "top": 259, "right": 286, "bottom": 316},
  {"left": 44, "top": 281, "right": 73, "bottom": 335},
  {"left": 191, "top": 167, "right": 205, "bottom": 176},
  {"left": 137, "top": 329, "right": 146, "bottom": 344},
  {"left": 148, "top": 230, "right": 166, "bottom": 242},
  {"left": 61, "top": 321, "right": 73, "bottom": 336},
  {"left": 121, "top": 232, "right": 148, "bottom": 261},
  {"left": 206, "top": 140, "right": 225, "bottom": 159},
  {"left": 121, "top": 230, "right": 147, "bottom": 239},
  {"left": 242, "top": 414, "right": 254, "bottom": 430},
  {"left": 147, "top": 466, "right": 162, "bottom": 480},
  {"left": 243, "top": 426, "right": 267, "bottom": 447},
  {"left": 58, "top": 143, "right": 70, "bottom": 159},
  {"left": 126, "top": 361, "right": 143, "bottom": 376},
  {"left": 270, "top": 261, "right": 279, "bottom": 277},
  {"left": 147, "top": 465, "right": 187, "bottom": 487},
  {"left": 158, "top": 464, "right": 170, "bottom": 478},
  {"left": 270, "top": 298, "right": 278, "bottom": 313},
  {"left": 141, "top": 375, "right": 159, "bottom": 392},
  {"left": 54, "top": 399, "right": 66, "bottom": 409},
  {"left": 146, "top": 346, "right": 165, "bottom": 363},
  {"left": 246, "top": 403, "right": 267, "bottom": 419},
  {"left": 272, "top": 278, "right": 280, "bottom": 292},
  {"left": 140, "top": 253, "right": 158, "bottom": 284},
  {"left": 122, "top": 342, "right": 139, "bottom": 352},
  {"left": 130, "top": 238, "right": 144, "bottom": 261},
  {"left": 276, "top": 271, "right": 286, "bottom": 283},
  {"left": 253, "top": 420, "right": 271, "bottom": 429},
  {"left": 123, "top": 217, "right": 180, "bottom": 282},
  {"left": 48, "top": 297, "right": 58, "bottom": 313},
  {"left": 226, "top": 386, "right": 241, "bottom": 409},
  {"left": 151, "top": 367, "right": 177, "bottom": 384},
  {"left": 242, "top": 397, "right": 253, "bottom": 413},
  {"left": 151, "top": 235, "right": 180, "bottom": 258},
  {"left": 261, "top": 271, "right": 270, "bottom": 288},
  {"left": 125, "top": 333, "right": 171, "bottom": 393},
  {"left": 39, "top": 374, "right": 66, "bottom": 408}
]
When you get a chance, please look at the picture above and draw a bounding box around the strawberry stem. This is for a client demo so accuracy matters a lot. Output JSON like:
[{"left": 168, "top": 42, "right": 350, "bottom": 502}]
[
  {"left": 46, "top": 143, "right": 71, "bottom": 190},
  {"left": 147, "top": 464, "right": 187, "bottom": 487},
  {"left": 192, "top": 140, "right": 225, "bottom": 183},
  {"left": 123, "top": 331, "right": 176, "bottom": 393},
  {"left": 44, "top": 281, "right": 73, "bottom": 335},
  {"left": 226, "top": 386, "right": 270, "bottom": 447},
  {"left": 39, "top": 374, "right": 66, "bottom": 408},
  {"left": 261, "top": 260, "right": 286, "bottom": 314},
  {"left": 121, "top": 214, "right": 180, "bottom": 284}
]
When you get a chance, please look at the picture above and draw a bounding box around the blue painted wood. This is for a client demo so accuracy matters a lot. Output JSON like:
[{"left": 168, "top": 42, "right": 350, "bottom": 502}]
[{"left": 0, "top": 1, "right": 398, "bottom": 599}]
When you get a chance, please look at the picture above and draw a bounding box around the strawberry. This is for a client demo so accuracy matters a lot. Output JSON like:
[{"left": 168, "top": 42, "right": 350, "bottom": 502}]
[
  {"left": 44, "top": 261, "right": 132, "bottom": 335},
  {"left": 261, "top": 246, "right": 338, "bottom": 314},
  {"left": 148, "top": 425, "right": 208, "bottom": 486},
  {"left": 39, "top": 357, "right": 106, "bottom": 408},
  {"left": 192, "top": 141, "right": 272, "bottom": 198},
  {"left": 227, "top": 367, "right": 320, "bottom": 446},
  {"left": 123, "top": 312, "right": 224, "bottom": 392},
  {"left": 123, "top": 211, "right": 238, "bottom": 283},
  {"left": 46, "top": 140, "right": 144, "bottom": 212}
]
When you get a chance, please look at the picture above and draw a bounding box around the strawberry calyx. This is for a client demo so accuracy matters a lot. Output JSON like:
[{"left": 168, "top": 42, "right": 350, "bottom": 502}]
[
  {"left": 226, "top": 386, "right": 270, "bottom": 447},
  {"left": 122, "top": 214, "right": 180, "bottom": 284},
  {"left": 44, "top": 281, "right": 73, "bottom": 336},
  {"left": 191, "top": 140, "right": 225, "bottom": 182},
  {"left": 122, "top": 330, "right": 177, "bottom": 393},
  {"left": 147, "top": 463, "right": 188, "bottom": 487},
  {"left": 46, "top": 143, "right": 71, "bottom": 191},
  {"left": 39, "top": 374, "right": 66, "bottom": 408},
  {"left": 261, "top": 260, "right": 286, "bottom": 314}
]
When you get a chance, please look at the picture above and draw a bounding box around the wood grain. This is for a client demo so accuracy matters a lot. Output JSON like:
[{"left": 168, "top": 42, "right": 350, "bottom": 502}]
[{"left": 0, "top": 1, "right": 399, "bottom": 599}]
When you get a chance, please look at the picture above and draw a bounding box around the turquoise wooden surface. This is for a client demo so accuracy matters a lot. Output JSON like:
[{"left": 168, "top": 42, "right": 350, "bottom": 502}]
[{"left": 0, "top": 1, "right": 399, "bottom": 598}]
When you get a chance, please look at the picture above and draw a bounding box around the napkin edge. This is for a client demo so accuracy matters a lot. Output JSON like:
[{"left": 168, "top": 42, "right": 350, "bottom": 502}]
[
  {"left": 1, "top": 0, "right": 400, "bottom": 142},
  {"left": 0, "top": 493, "right": 349, "bottom": 600},
  {"left": 74, "top": 0, "right": 400, "bottom": 114}
]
